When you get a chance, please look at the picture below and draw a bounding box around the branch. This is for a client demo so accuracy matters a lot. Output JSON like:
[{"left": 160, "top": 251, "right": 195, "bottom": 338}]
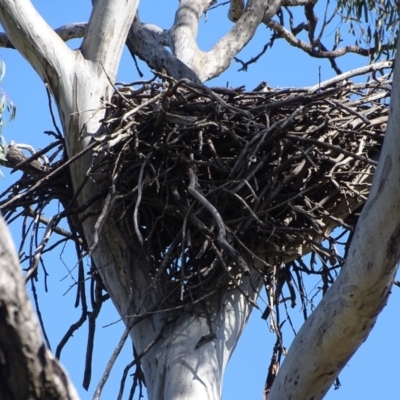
[
  {"left": 265, "top": 18, "right": 394, "bottom": 59},
  {"left": 0, "top": 0, "right": 74, "bottom": 84},
  {"left": 281, "top": 0, "right": 310, "bottom": 4},
  {"left": 303, "top": 60, "right": 393, "bottom": 93},
  {"left": 202, "top": 0, "right": 280, "bottom": 81},
  {"left": 168, "top": 0, "right": 212, "bottom": 78},
  {"left": 0, "top": 14, "right": 202, "bottom": 84},
  {"left": 0, "top": 215, "right": 80, "bottom": 400},
  {"left": 55, "top": 23, "right": 87, "bottom": 42},
  {"left": 80, "top": 0, "right": 139, "bottom": 77},
  {"left": 126, "top": 14, "right": 202, "bottom": 83}
]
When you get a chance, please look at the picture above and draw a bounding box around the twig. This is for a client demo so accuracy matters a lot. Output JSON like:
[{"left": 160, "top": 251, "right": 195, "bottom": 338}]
[{"left": 187, "top": 167, "right": 250, "bottom": 275}]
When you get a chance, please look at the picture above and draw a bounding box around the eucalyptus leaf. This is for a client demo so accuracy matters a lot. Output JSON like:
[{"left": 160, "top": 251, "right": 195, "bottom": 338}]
[{"left": 0, "top": 60, "right": 6, "bottom": 83}]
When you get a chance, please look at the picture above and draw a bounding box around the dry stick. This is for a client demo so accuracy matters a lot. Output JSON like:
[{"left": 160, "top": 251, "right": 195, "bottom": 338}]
[
  {"left": 350, "top": 89, "right": 391, "bottom": 106},
  {"left": 88, "top": 192, "right": 115, "bottom": 255},
  {"left": 211, "top": 243, "right": 259, "bottom": 310},
  {"left": 93, "top": 326, "right": 131, "bottom": 400},
  {"left": 257, "top": 157, "right": 308, "bottom": 212},
  {"left": 187, "top": 167, "right": 250, "bottom": 275},
  {"left": 94, "top": 320, "right": 168, "bottom": 400},
  {"left": 324, "top": 99, "right": 370, "bottom": 125},
  {"left": 83, "top": 283, "right": 103, "bottom": 390},
  {"left": 25, "top": 215, "right": 60, "bottom": 282},
  {"left": 121, "top": 92, "right": 164, "bottom": 121},
  {"left": 117, "top": 360, "right": 136, "bottom": 400},
  {"left": 9, "top": 140, "right": 61, "bottom": 172},
  {"left": 163, "top": 74, "right": 253, "bottom": 119},
  {"left": 26, "top": 206, "right": 73, "bottom": 238},
  {"left": 89, "top": 140, "right": 128, "bottom": 254},
  {"left": 45, "top": 83, "right": 64, "bottom": 139},
  {"left": 55, "top": 307, "right": 88, "bottom": 359},
  {"left": 229, "top": 139, "right": 252, "bottom": 179},
  {"left": 133, "top": 151, "right": 153, "bottom": 244},
  {"left": 0, "top": 140, "right": 97, "bottom": 209},
  {"left": 286, "top": 135, "right": 378, "bottom": 165},
  {"left": 306, "top": 60, "right": 393, "bottom": 93},
  {"left": 223, "top": 188, "right": 264, "bottom": 226},
  {"left": 231, "top": 156, "right": 268, "bottom": 193},
  {"left": 229, "top": 230, "right": 270, "bottom": 270}
]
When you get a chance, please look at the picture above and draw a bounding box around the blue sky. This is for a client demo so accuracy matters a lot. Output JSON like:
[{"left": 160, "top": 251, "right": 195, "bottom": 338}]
[{"left": 1, "top": 1, "right": 399, "bottom": 399}]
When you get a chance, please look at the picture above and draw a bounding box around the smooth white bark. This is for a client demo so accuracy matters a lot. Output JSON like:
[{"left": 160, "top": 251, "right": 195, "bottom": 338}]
[
  {"left": 168, "top": 0, "right": 279, "bottom": 81},
  {"left": 202, "top": 0, "right": 279, "bottom": 81},
  {"left": 139, "top": 273, "right": 263, "bottom": 400},
  {"left": 267, "top": 37, "right": 400, "bottom": 400},
  {"left": 0, "top": 0, "right": 74, "bottom": 85},
  {"left": 168, "top": 0, "right": 211, "bottom": 78},
  {"left": 0, "top": 23, "right": 87, "bottom": 49}
]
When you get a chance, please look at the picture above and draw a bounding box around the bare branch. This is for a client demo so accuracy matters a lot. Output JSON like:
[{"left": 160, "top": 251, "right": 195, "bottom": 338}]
[
  {"left": 168, "top": 0, "right": 212, "bottom": 77},
  {"left": 0, "top": 0, "right": 74, "bottom": 84},
  {"left": 202, "top": 0, "right": 280, "bottom": 81},
  {"left": 81, "top": 0, "right": 139, "bottom": 77},
  {"left": 281, "top": 0, "right": 310, "bottom": 4},
  {"left": 52, "top": 23, "right": 87, "bottom": 43},
  {"left": 127, "top": 14, "right": 202, "bottom": 83},
  {"left": 304, "top": 60, "right": 393, "bottom": 93},
  {"left": 265, "top": 18, "right": 394, "bottom": 59}
]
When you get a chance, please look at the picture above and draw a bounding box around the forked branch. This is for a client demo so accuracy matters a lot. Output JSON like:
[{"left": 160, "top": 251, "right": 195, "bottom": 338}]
[
  {"left": 0, "top": 0, "right": 74, "bottom": 83},
  {"left": 203, "top": 0, "right": 280, "bottom": 81}
]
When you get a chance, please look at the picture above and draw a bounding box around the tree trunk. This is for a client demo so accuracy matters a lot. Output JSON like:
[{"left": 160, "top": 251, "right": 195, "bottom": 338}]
[{"left": 134, "top": 274, "right": 262, "bottom": 400}]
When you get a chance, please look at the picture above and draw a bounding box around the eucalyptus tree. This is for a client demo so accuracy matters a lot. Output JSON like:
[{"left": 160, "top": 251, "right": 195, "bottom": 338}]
[{"left": 0, "top": 1, "right": 399, "bottom": 400}]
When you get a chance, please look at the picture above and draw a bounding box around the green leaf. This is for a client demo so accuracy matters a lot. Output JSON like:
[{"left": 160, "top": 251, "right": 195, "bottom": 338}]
[
  {"left": 8, "top": 100, "right": 16, "bottom": 122},
  {"left": 335, "top": 29, "right": 341, "bottom": 46},
  {"left": 0, "top": 60, "right": 6, "bottom": 83},
  {"left": 363, "top": 1, "right": 369, "bottom": 23},
  {"left": 0, "top": 135, "right": 8, "bottom": 162},
  {"left": 0, "top": 93, "right": 6, "bottom": 114}
]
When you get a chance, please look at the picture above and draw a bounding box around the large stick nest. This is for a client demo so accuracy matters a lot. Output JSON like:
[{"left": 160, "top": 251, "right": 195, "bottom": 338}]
[
  {"left": 89, "top": 70, "right": 390, "bottom": 291},
  {"left": 0, "top": 64, "right": 391, "bottom": 303}
]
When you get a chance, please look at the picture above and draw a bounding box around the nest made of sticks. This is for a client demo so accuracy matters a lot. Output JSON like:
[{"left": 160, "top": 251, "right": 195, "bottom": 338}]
[
  {"left": 87, "top": 67, "right": 391, "bottom": 300},
  {"left": 0, "top": 63, "right": 392, "bottom": 305}
]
